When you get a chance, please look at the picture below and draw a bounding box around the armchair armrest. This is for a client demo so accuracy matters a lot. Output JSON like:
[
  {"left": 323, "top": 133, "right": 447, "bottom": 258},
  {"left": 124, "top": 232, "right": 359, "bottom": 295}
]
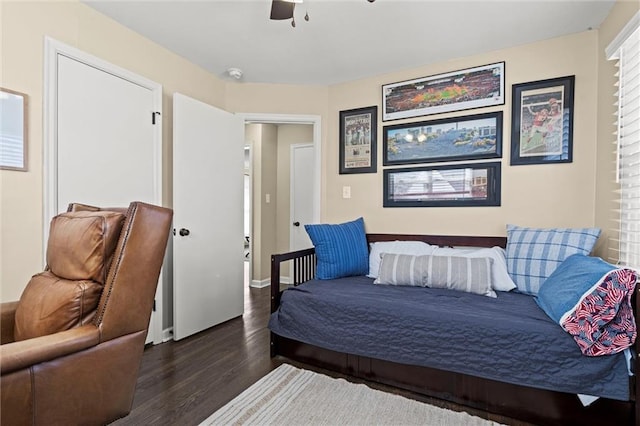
[
  {"left": 0, "top": 324, "right": 100, "bottom": 375},
  {"left": 1, "top": 301, "right": 19, "bottom": 345}
]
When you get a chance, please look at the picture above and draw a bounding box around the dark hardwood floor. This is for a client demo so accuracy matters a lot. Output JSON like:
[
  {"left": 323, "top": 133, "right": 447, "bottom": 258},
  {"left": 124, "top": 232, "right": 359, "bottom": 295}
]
[
  {"left": 114, "top": 277, "right": 526, "bottom": 426},
  {"left": 112, "top": 283, "right": 281, "bottom": 425}
]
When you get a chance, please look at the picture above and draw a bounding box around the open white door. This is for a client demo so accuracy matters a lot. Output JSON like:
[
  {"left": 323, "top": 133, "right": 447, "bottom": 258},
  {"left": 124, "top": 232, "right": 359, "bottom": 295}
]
[{"left": 173, "top": 93, "right": 244, "bottom": 341}]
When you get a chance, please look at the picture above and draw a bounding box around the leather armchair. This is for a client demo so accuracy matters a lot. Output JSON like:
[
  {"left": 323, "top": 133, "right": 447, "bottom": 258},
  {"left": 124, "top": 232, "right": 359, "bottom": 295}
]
[{"left": 0, "top": 201, "right": 173, "bottom": 425}]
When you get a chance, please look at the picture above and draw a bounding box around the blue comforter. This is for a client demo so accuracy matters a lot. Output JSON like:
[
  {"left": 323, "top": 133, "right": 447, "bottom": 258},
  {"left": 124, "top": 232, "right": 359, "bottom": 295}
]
[{"left": 269, "top": 276, "right": 630, "bottom": 401}]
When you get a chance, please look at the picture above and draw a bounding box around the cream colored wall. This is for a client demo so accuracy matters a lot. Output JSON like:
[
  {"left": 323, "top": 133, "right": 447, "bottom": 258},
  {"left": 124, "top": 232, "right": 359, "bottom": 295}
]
[
  {"left": 2, "top": 0, "right": 633, "bottom": 301},
  {"left": 258, "top": 124, "right": 278, "bottom": 282},
  {"left": 325, "top": 31, "right": 600, "bottom": 236},
  {"left": 594, "top": 1, "right": 640, "bottom": 262},
  {"left": 0, "top": 1, "right": 225, "bottom": 303}
]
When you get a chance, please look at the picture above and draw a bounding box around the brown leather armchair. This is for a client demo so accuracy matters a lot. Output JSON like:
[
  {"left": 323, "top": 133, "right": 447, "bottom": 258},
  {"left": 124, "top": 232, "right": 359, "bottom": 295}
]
[{"left": 0, "top": 201, "right": 173, "bottom": 425}]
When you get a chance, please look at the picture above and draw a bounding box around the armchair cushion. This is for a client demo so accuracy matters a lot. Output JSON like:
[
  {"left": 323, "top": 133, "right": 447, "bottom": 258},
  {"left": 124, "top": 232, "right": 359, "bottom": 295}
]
[
  {"left": 47, "top": 211, "right": 125, "bottom": 284},
  {"left": 14, "top": 272, "right": 102, "bottom": 341}
]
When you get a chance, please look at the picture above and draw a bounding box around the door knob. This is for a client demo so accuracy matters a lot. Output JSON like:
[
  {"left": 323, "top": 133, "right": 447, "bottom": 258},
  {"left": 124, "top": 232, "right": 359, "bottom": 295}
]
[
  {"left": 293, "top": 221, "right": 300, "bottom": 227},
  {"left": 179, "top": 228, "right": 190, "bottom": 236}
]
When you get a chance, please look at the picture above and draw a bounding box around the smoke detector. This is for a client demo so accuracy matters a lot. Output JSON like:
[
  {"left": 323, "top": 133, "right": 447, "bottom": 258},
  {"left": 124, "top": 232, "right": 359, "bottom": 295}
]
[{"left": 227, "top": 68, "right": 243, "bottom": 80}]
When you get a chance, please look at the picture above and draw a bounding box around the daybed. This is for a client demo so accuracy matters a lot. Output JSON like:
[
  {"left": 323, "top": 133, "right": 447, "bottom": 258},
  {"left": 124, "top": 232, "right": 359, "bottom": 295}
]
[{"left": 269, "top": 231, "right": 639, "bottom": 426}]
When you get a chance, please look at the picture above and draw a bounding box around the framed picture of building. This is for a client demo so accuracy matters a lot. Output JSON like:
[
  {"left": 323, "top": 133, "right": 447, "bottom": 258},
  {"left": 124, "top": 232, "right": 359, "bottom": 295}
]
[
  {"left": 510, "top": 75, "right": 574, "bottom": 165},
  {"left": 383, "top": 162, "right": 501, "bottom": 207},
  {"left": 383, "top": 111, "right": 502, "bottom": 166},
  {"left": 382, "top": 62, "right": 505, "bottom": 121},
  {"left": 339, "top": 105, "right": 377, "bottom": 174}
]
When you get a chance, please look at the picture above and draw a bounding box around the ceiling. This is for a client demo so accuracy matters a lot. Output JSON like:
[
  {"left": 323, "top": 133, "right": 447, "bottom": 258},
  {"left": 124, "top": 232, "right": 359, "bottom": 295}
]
[{"left": 83, "top": 0, "right": 615, "bottom": 86}]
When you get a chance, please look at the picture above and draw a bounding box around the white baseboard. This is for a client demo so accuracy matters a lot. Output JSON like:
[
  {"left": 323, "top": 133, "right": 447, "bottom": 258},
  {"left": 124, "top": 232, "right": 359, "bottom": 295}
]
[
  {"left": 250, "top": 276, "right": 291, "bottom": 288},
  {"left": 250, "top": 278, "right": 270, "bottom": 288}
]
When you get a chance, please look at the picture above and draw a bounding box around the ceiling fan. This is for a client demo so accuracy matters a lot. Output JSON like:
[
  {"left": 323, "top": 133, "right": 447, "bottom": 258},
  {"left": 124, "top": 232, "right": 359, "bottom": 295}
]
[{"left": 270, "top": 0, "right": 375, "bottom": 27}]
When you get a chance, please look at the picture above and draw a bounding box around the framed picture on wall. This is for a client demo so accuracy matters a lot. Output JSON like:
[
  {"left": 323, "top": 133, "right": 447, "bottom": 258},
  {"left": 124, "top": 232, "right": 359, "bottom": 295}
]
[
  {"left": 383, "top": 111, "right": 502, "bottom": 166},
  {"left": 339, "top": 105, "right": 377, "bottom": 174},
  {"left": 0, "top": 87, "right": 28, "bottom": 171},
  {"left": 383, "top": 162, "right": 501, "bottom": 208},
  {"left": 382, "top": 62, "right": 505, "bottom": 121},
  {"left": 510, "top": 75, "right": 574, "bottom": 165}
]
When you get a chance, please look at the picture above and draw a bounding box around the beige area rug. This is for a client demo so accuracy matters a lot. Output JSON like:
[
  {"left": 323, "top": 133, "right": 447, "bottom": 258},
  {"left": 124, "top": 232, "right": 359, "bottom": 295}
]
[{"left": 201, "top": 364, "right": 502, "bottom": 426}]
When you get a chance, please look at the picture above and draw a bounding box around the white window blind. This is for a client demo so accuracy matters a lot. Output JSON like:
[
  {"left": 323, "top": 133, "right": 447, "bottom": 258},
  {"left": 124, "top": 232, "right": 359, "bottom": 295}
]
[{"left": 609, "top": 13, "right": 640, "bottom": 269}]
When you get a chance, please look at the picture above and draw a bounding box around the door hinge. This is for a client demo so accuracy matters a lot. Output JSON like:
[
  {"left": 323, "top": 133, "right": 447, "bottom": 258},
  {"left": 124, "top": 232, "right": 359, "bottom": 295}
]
[
  {"left": 152, "top": 111, "right": 161, "bottom": 125},
  {"left": 153, "top": 299, "right": 157, "bottom": 312}
]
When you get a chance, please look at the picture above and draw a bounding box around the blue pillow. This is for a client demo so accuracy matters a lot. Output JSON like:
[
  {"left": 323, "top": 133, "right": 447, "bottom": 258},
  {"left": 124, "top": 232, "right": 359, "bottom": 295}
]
[
  {"left": 535, "top": 254, "right": 617, "bottom": 323},
  {"left": 304, "top": 217, "right": 368, "bottom": 280},
  {"left": 506, "top": 224, "right": 600, "bottom": 295}
]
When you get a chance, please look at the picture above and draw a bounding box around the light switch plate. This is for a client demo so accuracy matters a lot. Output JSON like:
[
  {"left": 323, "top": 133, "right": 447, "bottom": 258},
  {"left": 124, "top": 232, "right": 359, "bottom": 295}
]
[{"left": 342, "top": 186, "right": 351, "bottom": 199}]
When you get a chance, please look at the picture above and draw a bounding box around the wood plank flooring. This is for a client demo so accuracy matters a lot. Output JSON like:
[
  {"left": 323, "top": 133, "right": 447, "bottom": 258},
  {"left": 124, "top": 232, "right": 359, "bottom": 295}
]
[
  {"left": 112, "top": 285, "right": 281, "bottom": 425},
  {"left": 114, "top": 283, "right": 525, "bottom": 426}
]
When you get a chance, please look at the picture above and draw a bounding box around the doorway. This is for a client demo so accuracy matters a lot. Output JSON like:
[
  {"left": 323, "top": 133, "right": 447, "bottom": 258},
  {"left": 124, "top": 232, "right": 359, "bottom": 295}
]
[
  {"left": 240, "top": 114, "right": 321, "bottom": 289},
  {"left": 43, "top": 37, "right": 164, "bottom": 344}
]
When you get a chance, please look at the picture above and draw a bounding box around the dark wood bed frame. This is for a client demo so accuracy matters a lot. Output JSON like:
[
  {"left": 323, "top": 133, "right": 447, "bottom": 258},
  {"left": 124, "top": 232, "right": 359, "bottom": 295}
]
[{"left": 270, "top": 233, "right": 639, "bottom": 426}]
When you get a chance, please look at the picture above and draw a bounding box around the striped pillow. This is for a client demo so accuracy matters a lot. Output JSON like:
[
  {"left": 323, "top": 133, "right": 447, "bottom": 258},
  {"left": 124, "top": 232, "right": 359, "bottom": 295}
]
[
  {"left": 506, "top": 225, "right": 601, "bottom": 295},
  {"left": 423, "top": 255, "right": 496, "bottom": 298},
  {"left": 375, "top": 253, "right": 496, "bottom": 297},
  {"left": 373, "top": 253, "right": 428, "bottom": 286},
  {"left": 304, "top": 217, "right": 368, "bottom": 280}
]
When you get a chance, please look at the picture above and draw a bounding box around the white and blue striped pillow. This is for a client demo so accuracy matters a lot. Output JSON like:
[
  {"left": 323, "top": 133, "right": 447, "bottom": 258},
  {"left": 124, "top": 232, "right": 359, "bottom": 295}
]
[
  {"left": 304, "top": 217, "right": 369, "bottom": 280},
  {"left": 506, "top": 225, "right": 601, "bottom": 295}
]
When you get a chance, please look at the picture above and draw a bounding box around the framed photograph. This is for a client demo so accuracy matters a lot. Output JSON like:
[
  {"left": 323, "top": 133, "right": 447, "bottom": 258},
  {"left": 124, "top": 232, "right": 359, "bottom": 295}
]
[
  {"left": 382, "top": 62, "right": 505, "bottom": 121},
  {"left": 383, "top": 111, "right": 502, "bottom": 166},
  {"left": 510, "top": 76, "right": 574, "bottom": 165},
  {"left": 339, "top": 105, "right": 377, "bottom": 174},
  {"left": 383, "top": 162, "right": 501, "bottom": 208},
  {"left": 0, "top": 87, "right": 28, "bottom": 171}
]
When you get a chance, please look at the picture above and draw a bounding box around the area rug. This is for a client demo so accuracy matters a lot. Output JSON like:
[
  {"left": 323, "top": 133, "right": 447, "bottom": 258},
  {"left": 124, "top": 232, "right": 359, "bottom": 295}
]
[{"left": 201, "top": 364, "right": 502, "bottom": 425}]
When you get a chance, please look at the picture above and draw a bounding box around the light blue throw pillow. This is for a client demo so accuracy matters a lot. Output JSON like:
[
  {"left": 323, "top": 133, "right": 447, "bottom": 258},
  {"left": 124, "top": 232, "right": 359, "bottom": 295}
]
[
  {"left": 506, "top": 224, "right": 600, "bottom": 295},
  {"left": 304, "top": 217, "right": 368, "bottom": 280},
  {"left": 535, "top": 254, "right": 617, "bottom": 323}
]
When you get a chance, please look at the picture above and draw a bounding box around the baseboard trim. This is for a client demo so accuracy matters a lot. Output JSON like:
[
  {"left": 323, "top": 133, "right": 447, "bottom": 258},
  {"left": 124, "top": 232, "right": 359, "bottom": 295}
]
[
  {"left": 250, "top": 276, "right": 291, "bottom": 288},
  {"left": 250, "top": 279, "right": 270, "bottom": 288},
  {"left": 162, "top": 327, "right": 174, "bottom": 342}
]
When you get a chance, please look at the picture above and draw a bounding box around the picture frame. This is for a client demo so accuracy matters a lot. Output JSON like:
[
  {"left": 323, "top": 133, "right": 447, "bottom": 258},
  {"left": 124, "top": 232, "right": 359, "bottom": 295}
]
[
  {"left": 382, "top": 62, "right": 505, "bottom": 121},
  {"left": 0, "top": 87, "right": 28, "bottom": 171},
  {"left": 510, "top": 75, "right": 574, "bottom": 165},
  {"left": 383, "top": 111, "right": 502, "bottom": 166},
  {"left": 383, "top": 162, "right": 501, "bottom": 208},
  {"left": 339, "top": 105, "right": 377, "bottom": 174}
]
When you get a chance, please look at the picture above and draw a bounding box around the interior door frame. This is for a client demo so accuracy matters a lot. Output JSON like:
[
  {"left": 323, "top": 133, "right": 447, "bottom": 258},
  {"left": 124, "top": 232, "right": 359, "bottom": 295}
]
[
  {"left": 238, "top": 113, "right": 321, "bottom": 286},
  {"left": 43, "top": 37, "right": 164, "bottom": 344}
]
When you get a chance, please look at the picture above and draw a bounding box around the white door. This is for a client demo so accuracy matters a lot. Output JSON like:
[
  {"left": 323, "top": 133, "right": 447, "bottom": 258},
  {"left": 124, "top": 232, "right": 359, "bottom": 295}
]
[
  {"left": 290, "top": 143, "right": 314, "bottom": 251},
  {"left": 173, "top": 93, "right": 244, "bottom": 341},
  {"left": 46, "top": 39, "right": 163, "bottom": 344},
  {"left": 56, "top": 56, "right": 157, "bottom": 208}
]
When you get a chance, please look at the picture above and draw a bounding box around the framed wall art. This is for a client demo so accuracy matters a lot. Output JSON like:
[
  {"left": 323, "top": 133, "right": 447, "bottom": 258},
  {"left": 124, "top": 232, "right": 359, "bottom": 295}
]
[
  {"left": 339, "top": 105, "right": 377, "bottom": 174},
  {"left": 383, "top": 162, "right": 501, "bottom": 208},
  {"left": 510, "top": 75, "right": 574, "bottom": 165},
  {"left": 383, "top": 111, "right": 502, "bottom": 166},
  {"left": 382, "top": 62, "right": 505, "bottom": 121},
  {"left": 0, "top": 87, "right": 28, "bottom": 171}
]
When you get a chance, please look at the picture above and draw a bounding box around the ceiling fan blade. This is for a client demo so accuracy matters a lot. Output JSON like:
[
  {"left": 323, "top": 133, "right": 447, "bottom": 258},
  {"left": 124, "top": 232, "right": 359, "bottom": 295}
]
[{"left": 270, "top": 0, "right": 295, "bottom": 20}]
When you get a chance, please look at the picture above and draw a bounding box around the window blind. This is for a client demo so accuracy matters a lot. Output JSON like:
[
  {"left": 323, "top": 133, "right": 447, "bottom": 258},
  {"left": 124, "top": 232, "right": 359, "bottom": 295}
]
[{"left": 609, "top": 16, "right": 640, "bottom": 269}]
